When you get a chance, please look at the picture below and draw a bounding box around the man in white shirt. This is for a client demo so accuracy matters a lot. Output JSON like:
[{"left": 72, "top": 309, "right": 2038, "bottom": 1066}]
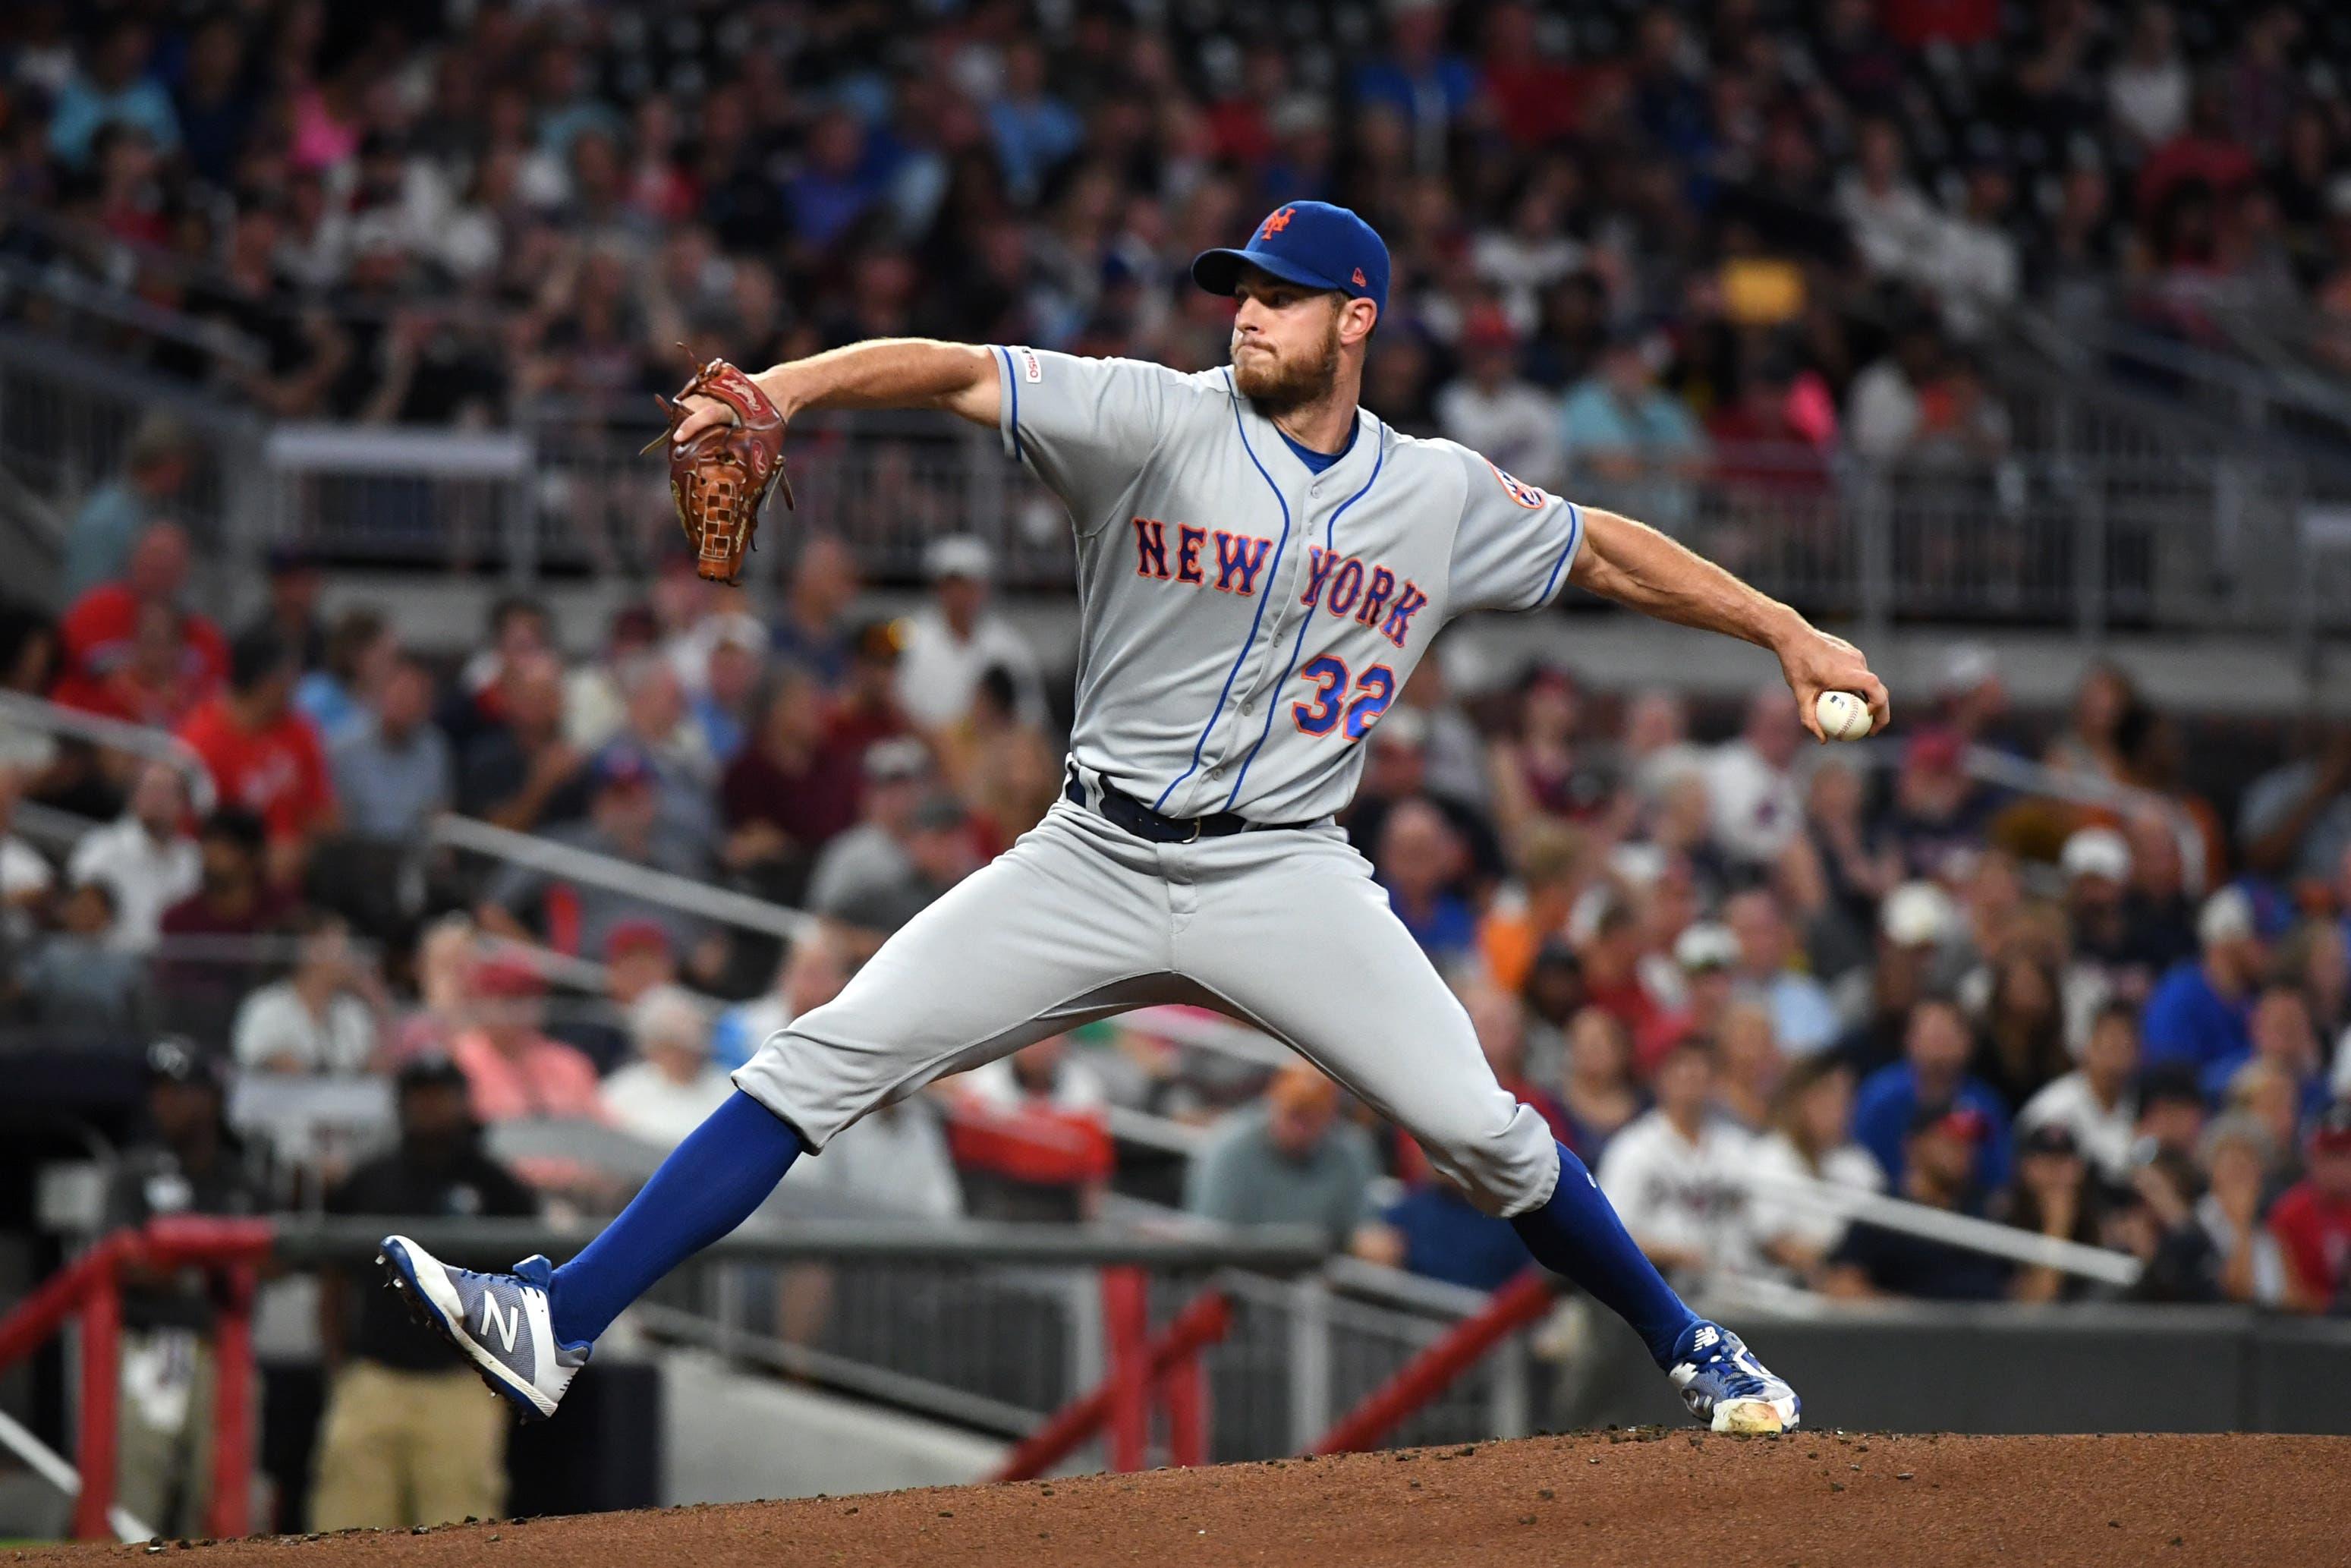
[
  {"left": 2018, "top": 1000, "right": 2142, "bottom": 1184},
  {"left": 892, "top": 535, "right": 1046, "bottom": 730},
  {"left": 0, "top": 766, "right": 54, "bottom": 942},
  {"left": 1596, "top": 1037, "right": 1763, "bottom": 1284},
  {"left": 68, "top": 761, "right": 202, "bottom": 953},
  {"left": 231, "top": 912, "right": 378, "bottom": 1075},
  {"left": 1434, "top": 310, "right": 1562, "bottom": 489},
  {"left": 1835, "top": 118, "right": 1941, "bottom": 290},
  {"left": 602, "top": 985, "right": 734, "bottom": 1150},
  {"left": 1705, "top": 685, "right": 1805, "bottom": 870}
]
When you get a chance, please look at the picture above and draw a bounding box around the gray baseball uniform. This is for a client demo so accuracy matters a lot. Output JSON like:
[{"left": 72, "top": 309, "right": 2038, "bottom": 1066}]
[{"left": 732, "top": 348, "right": 1586, "bottom": 1216}]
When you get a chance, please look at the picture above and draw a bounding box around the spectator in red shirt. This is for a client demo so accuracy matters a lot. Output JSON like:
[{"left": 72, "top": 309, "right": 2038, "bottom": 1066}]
[
  {"left": 2136, "top": 83, "right": 2260, "bottom": 221},
  {"left": 153, "top": 808, "right": 288, "bottom": 1046},
  {"left": 51, "top": 599, "right": 209, "bottom": 727},
  {"left": 1880, "top": 0, "right": 1999, "bottom": 51},
  {"left": 55, "top": 521, "right": 227, "bottom": 712},
  {"left": 2268, "top": 1101, "right": 2351, "bottom": 1312},
  {"left": 721, "top": 667, "right": 861, "bottom": 902},
  {"left": 176, "top": 628, "right": 335, "bottom": 886},
  {"left": 824, "top": 618, "right": 917, "bottom": 773}
]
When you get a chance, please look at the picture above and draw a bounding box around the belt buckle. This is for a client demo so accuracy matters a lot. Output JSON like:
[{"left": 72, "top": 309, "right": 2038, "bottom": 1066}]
[{"left": 1179, "top": 815, "right": 1201, "bottom": 844}]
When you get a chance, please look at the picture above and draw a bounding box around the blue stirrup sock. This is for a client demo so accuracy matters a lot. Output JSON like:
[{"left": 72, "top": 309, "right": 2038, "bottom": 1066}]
[
  {"left": 549, "top": 1090, "right": 803, "bottom": 1348},
  {"left": 1509, "top": 1139, "right": 1698, "bottom": 1368}
]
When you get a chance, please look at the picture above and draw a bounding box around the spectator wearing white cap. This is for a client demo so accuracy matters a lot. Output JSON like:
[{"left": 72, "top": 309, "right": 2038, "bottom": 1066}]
[
  {"left": 2058, "top": 825, "right": 2147, "bottom": 1049},
  {"left": 2141, "top": 887, "right": 2267, "bottom": 1081},
  {"left": 893, "top": 535, "right": 1046, "bottom": 732},
  {"left": 1832, "top": 880, "right": 1961, "bottom": 1075},
  {"left": 2018, "top": 1000, "right": 2142, "bottom": 1183},
  {"left": 601, "top": 985, "right": 732, "bottom": 1150}
]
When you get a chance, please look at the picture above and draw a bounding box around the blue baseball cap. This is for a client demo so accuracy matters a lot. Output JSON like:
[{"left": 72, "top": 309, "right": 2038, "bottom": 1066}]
[{"left": 1191, "top": 200, "right": 1390, "bottom": 321}]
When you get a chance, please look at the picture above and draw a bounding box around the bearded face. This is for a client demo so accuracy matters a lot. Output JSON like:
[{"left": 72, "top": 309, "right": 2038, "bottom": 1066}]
[{"left": 1229, "top": 291, "right": 1344, "bottom": 415}]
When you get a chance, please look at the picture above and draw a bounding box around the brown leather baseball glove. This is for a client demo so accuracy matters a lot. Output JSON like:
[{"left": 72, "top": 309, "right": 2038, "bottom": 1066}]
[{"left": 644, "top": 356, "right": 795, "bottom": 584}]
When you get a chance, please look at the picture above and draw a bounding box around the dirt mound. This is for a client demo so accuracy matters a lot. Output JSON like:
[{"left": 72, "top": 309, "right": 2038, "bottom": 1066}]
[{"left": 21, "top": 1432, "right": 2346, "bottom": 1567}]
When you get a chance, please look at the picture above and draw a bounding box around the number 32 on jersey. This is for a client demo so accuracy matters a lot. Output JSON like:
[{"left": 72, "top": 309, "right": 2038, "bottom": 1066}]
[{"left": 1292, "top": 655, "right": 1396, "bottom": 741}]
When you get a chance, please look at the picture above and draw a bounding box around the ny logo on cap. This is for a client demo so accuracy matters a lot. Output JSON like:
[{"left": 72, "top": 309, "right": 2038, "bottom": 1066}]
[{"left": 1260, "top": 206, "right": 1295, "bottom": 239}]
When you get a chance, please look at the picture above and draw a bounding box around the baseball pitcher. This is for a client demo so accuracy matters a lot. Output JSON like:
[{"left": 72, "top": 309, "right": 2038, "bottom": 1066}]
[{"left": 384, "top": 201, "right": 1891, "bottom": 1437}]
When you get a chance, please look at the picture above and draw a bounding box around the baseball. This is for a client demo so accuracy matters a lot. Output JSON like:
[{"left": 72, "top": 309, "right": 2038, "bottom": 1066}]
[{"left": 1815, "top": 690, "right": 1872, "bottom": 741}]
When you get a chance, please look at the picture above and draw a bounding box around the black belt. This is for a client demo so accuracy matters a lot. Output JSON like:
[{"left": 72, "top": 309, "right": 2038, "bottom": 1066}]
[{"left": 1063, "top": 764, "right": 1315, "bottom": 844}]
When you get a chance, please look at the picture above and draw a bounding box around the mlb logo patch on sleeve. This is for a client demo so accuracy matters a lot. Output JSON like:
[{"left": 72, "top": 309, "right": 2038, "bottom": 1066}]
[
  {"left": 1486, "top": 458, "right": 1547, "bottom": 509},
  {"left": 1018, "top": 347, "right": 1042, "bottom": 383}
]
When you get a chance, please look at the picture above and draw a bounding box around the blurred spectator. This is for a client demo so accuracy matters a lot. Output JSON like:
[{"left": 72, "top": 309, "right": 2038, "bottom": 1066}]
[
  {"left": 938, "top": 664, "right": 1062, "bottom": 855},
  {"left": 2195, "top": 1112, "right": 2294, "bottom": 1308},
  {"left": 713, "top": 926, "right": 850, "bottom": 1074},
  {"left": 826, "top": 619, "right": 918, "bottom": 765},
  {"left": 1724, "top": 887, "right": 1839, "bottom": 1058},
  {"left": 243, "top": 544, "right": 326, "bottom": 673},
  {"left": 479, "top": 745, "right": 713, "bottom": 975},
  {"left": 230, "top": 910, "right": 379, "bottom": 1075},
  {"left": 2020, "top": 1001, "right": 2144, "bottom": 1184},
  {"left": 2122, "top": 808, "right": 2200, "bottom": 972},
  {"left": 1346, "top": 707, "right": 1505, "bottom": 889},
  {"left": 1706, "top": 686, "right": 1803, "bottom": 870},
  {"left": 2107, "top": 1148, "right": 2228, "bottom": 1304},
  {"left": 22, "top": 878, "right": 146, "bottom": 1033},
  {"left": 1711, "top": 1001, "right": 1784, "bottom": 1134},
  {"left": 806, "top": 738, "right": 935, "bottom": 920},
  {"left": 329, "top": 652, "right": 451, "bottom": 842},
  {"left": 2208, "top": 984, "right": 2330, "bottom": 1122},
  {"left": 1435, "top": 308, "right": 1560, "bottom": 487},
  {"left": 549, "top": 920, "right": 678, "bottom": 1075},
  {"left": 1824, "top": 1104, "right": 2011, "bottom": 1301},
  {"left": 1638, "top": 920, "right": 1736, "bottom": 1073},
  {"left": 61, "top": 414, "right": 194, "bottom": 600},
  {"left": 1846, "top": 317, "right": 1943, "bottom": 464},
  {"left": 1486, "top": 666, "right": 1611, "bottom": 841},
  {"left": 686, "top": 613, "right": 766, "bottom": 767},
  {"left": 1748, "top": 1056, "right": 1884, "bottom": 1280},
  {"left": 2046, "top": 662, "right": 2140, "bottom": 786},
  {"left": 2142, "top": 888, "right": 2265, "bottom": 1078},
  {"left": 2109, "top": 4, "right": 2192, "bottom": 153},
  {"left": 602, "top": 658, "right": 719, "bottom": 857},
  {"left": 1879, "top": 729, "right": 1991, "bottom": 882},
  {"left": 2006, "top": 1122, "right": 2106, "bottom": 1303},
  {"left": 1558, "top": 328, "right": 1707, "bottom": 530},
  {"left": 1797, "top": 756, "right": 1902, "bottom": 973},
  {"left": 67, "top": 760, "right": 198, "bottom": 953},
  {"left": 2135, "top": 1063, "right": 2212, "bottom": 1166},
  {"left": 1478, "top": 822, "right": 1585, "bottom": 999},
  {"left": 1577, "top": 894, "right": 1670, "bottom": 1050},
  {"left": 1188, "top": 1061, "right": 1375, "bottom": 1247},
  {"left": 894, "top": 537, "right": 1045, "bottom": 732},
  {"left": 1596, "top": 1038, "right": 1761, "bottom": 1285},
  {"left": 392, "top": 915, "right": 480, "bottom": 1063},
  {"left": 55, "top": 522, "right": 227, "bottom": 716},
  {"left": 720, "top": 669, "right": 861, "bottom": 898},
  {"left": 2238, "top": 720, "right": 2351, "bottom": 886},
  {"left": 297, "top": 607, "right": 395, "bottom": 746},
  {"left": 311, "top": 1055, "right": 537, "bottom": 1532},
  {"left": 1836, "top": 881, "right": 1962, "bottom": 1074},
  {"left": 1836, "top": 119, "right": 1940, "bottom": 296},
  {"left": 769, "top": 533, "right": 861, "bottom": 686},
  {"left": 2060, "top": 827, "right": 2154, "bottom": 1027},
  {"left": 1975, "top": 950, "right": 2072, "bottom": 1116},
  {"left": 566, "top": 606, "right": 659, "bottom": 756},
  {"left": 789, "top": 1091, "right": 964, "bottom": 1220},
  {"left": 949, "top": 1034, "right": 1113, "bottom": 1223},
  {"left": 445, "top": 956, "right": 604, "bottom": 1124},
  {"left": 176, "top": 628, "right": 335, "bottom": 886},
  {"left": 1554, "top": 1005, "right": 1645, "bottom": 1161},
  {"left": 2268, "top": 1102, "right": 2351, "bottom": 1311},
  {"left": 1852, "top": 997, "right": 2013, "bottom": 1192},
  {"left": 602, "top": 985, "right": 731, "bottom": 1148},
  {"left": 155, "top": 809, "right": 283, "bottom": 1045},
  {"left": 1376, "top": 797, "right": 1478, "bottom": 971},
  {"left": 458, "top": 650, "right": 588, "bottom": 833},
  {"left": 104, "top": 1041, "right": 265, "bottom": 1540}
]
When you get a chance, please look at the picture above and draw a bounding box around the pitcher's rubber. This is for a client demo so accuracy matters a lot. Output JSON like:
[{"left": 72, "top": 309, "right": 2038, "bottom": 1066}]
[{"left": 17, "top": 1431, "right": 2345, "bottom": 1565}]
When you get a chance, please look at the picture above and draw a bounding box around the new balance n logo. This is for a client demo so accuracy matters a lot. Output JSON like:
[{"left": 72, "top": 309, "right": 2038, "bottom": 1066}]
[{"left": 479, "top": 1292, "right": 521, "bottom": 1355}]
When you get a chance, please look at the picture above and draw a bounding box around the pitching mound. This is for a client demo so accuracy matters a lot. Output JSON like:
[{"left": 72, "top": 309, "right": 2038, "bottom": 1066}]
[{"left": 22, "top": 1431, "right": 2347, "bottom": 1567}]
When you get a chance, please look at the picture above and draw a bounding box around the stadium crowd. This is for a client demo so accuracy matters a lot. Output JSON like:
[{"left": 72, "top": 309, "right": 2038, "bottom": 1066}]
[
  {"left": 7, "top": 0, "right": 2351, "bottom": 512},
  {"left": 8, "top": 504, "right": 2351, "bottom": 1330}
]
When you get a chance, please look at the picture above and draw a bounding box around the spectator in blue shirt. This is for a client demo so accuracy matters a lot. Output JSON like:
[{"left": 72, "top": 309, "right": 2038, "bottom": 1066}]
[
  {"left": 1852, "top": 997, "right": 2013, "bottom": 1194},
  {"left": 1351, "top": 2, "right": 1478, "bottom": 159},
  {"left": 2200, "top": 984, "right": 2330, "bottom": 1126},
  {"left": 784, "top": 110, "right": 883, "bottom": 250},
  {"left": 49, "top": 22, "right": 181, "bottom": 168},
  {"left": 1356, "top": 1180, "right": 1530, "bottom": 1292},
  {"left": 2142, "top": 887, "right": 2267, "bottom": 1079},
  {"left": 1374, "top": 798, "right": 1479, "bottom": 972},
  {"left": 986, "top": 41, "right": 1083, "bottom": 205},
  {"left": 1558, "top": 329, "right": 1707, "bottom": 531}
]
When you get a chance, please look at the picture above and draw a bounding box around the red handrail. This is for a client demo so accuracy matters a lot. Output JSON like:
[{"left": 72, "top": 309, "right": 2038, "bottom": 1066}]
[
  {"left": 990, "top": 1286, "right": 1232, "bottom": 1483},
  {"left": 1311, "top": 1268, "right": 1554, "bottom": 1456},
  {"left": 0, "top": 1217, "right": 274, "bottom": 1541}
]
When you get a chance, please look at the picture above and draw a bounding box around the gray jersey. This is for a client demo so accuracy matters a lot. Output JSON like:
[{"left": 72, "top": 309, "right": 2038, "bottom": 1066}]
[{"left": 990, "top": 346, "right": 1585, "bottom": 822}]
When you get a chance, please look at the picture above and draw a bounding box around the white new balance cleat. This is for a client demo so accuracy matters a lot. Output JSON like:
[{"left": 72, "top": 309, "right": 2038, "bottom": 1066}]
[
  {"left": 378, "top": 1234, "right": 589, "bottom": 1420},
  {"left": 1667, "top": 1320, "right": 1802, "bottom": 1434}
]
